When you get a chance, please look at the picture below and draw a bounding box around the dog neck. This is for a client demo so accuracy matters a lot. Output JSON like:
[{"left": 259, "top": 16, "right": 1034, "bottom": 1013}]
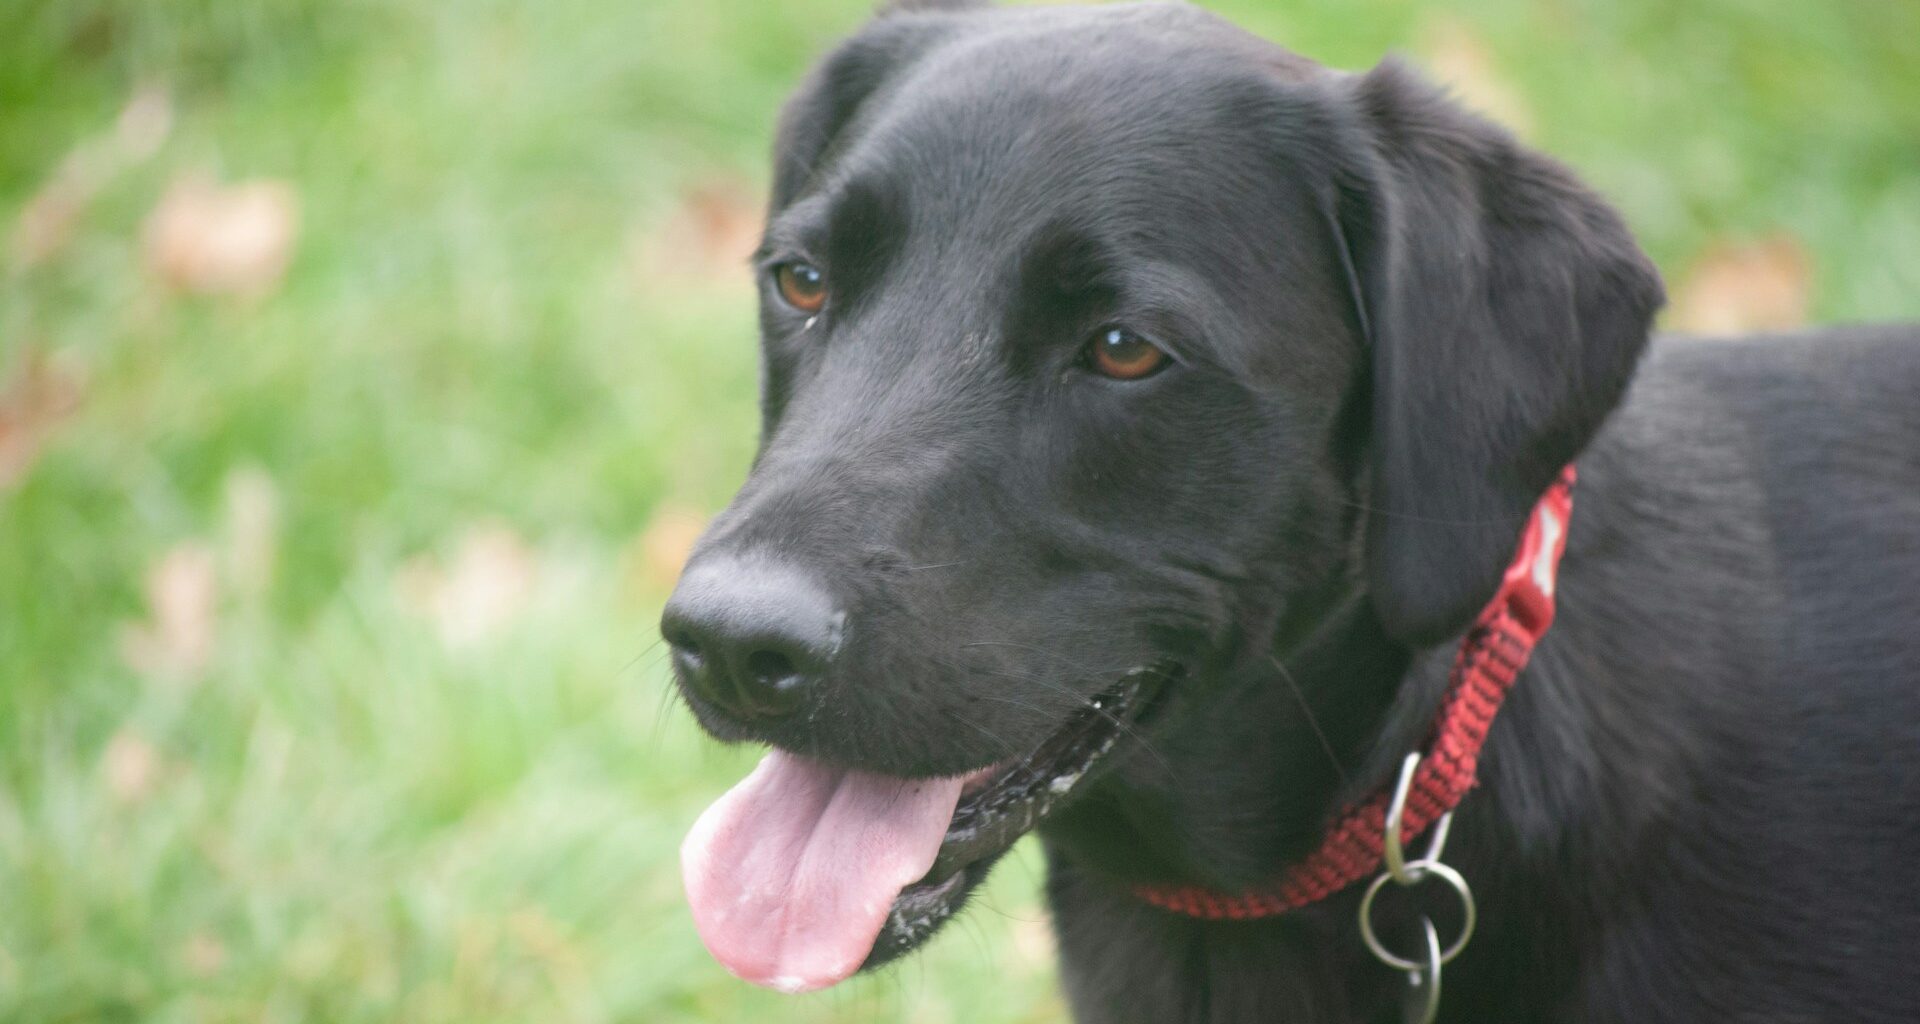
[
  {"left": 1049, "top": 472, "right": 1574, "bottom": 906},
  {"left": 1041, "top": 440, "right": 1781, "bottom": 1021}
]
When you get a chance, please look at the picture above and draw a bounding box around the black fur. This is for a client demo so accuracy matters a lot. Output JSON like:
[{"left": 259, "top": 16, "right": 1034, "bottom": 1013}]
[{"left": 666, "top": 3, "right": 1920, "bottom": 1020}]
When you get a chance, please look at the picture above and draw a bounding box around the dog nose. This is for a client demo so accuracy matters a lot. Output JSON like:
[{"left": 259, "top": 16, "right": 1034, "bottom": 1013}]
[{"left": 661, "top": 556, "right": 842, "bottom": 722}]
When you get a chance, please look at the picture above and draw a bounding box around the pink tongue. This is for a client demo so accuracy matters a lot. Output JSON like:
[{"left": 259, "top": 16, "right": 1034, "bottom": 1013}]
[{"left": 681, "top": 750, "right": 966, "bottom": 993}]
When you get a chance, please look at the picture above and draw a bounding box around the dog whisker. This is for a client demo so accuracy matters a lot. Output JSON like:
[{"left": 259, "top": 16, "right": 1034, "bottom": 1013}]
[
  {"left": 615, "top": 636, "right": 668, "bottom": 682},
  {"left": 1269, "top": 653, "right": 1350, "bottom": 788},
  {"left": 938, "top": 704, "right": 1020, "bottom": 757},
  {"left": 649, "top": 677, "right": 689, "bottom": 751}
]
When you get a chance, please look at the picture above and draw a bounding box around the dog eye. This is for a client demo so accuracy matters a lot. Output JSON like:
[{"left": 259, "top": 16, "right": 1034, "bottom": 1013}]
[
  {"left": 773, "top": 261, "right": 827, "bottom": 313},
  {"left": 1087, "top": 327, "right": 1169, "bottom": 380}
]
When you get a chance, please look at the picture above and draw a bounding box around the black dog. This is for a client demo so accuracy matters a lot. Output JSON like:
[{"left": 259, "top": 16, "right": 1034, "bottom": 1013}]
[{"left": 661, "top": 2, "right": 1920, "bottom": 1020}]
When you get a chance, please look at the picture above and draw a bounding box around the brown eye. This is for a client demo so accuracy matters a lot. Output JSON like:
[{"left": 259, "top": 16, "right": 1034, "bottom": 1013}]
[
  {"left": 1088, "top": 327, "right": 1169, "bottom": 380},
  {"left": 773, "top": 261, "right": 827, "bottom": 313}
]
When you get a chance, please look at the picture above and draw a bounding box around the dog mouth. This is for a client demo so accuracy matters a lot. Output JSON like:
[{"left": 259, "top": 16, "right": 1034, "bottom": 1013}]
[{"left": 680, "top": 666, "right": 1172, "bottom": 993}]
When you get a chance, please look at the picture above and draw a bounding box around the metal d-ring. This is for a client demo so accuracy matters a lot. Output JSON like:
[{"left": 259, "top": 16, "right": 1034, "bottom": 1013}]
[
  {"left": 1382, "top": 752, "right": 1454, "bottom": 885},
  {"left": 1361, "top": 751, "right": 1477, "bottom": 974}
]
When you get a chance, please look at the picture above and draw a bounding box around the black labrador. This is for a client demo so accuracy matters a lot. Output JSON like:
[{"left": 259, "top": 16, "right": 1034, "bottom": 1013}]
[{"left": 660, "top": 2, "right": 1920, "bottom": 1020}]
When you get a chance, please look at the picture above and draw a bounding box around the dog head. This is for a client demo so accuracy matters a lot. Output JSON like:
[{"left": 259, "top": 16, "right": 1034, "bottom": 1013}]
[{"left": 664, "top": 0, "right": 1661, "bottom": 992}]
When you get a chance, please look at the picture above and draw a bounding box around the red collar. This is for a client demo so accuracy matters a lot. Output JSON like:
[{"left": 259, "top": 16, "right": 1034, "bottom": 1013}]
[{"left": 1134, "top": 467, "right": 1577, "bottom": 920}]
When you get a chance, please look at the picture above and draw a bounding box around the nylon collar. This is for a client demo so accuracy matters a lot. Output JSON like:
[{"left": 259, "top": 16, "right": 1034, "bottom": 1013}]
[{"left": 1133, "top": 466, "right": 1577, "bottom": 920}]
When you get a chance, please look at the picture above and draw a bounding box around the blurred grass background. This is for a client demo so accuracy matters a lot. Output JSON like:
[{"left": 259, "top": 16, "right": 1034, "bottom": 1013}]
[{"left": 2, "top": 0, "right": 1916, "bottom": 1021}]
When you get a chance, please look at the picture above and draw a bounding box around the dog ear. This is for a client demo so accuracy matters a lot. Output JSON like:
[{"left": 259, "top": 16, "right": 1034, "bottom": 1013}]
[
  {"left": 1338, "top": 59, "right": 1664, "bottom": 645},
  {"left": 771, "top": 9, "right": 975, "bottom": 210}
]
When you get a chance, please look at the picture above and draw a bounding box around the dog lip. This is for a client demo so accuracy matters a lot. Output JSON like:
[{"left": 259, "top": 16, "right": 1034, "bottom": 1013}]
[{"left": 857, "top": 664, "right": 1175, "bottom": 973}]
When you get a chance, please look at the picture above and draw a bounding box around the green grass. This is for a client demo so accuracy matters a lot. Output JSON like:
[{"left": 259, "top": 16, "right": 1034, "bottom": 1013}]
[{"left": 2, "top": 0, "right": 1916, "bottom": 1020}]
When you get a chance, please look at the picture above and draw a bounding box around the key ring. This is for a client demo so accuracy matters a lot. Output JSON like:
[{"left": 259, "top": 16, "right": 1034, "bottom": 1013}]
[{"left": 1358, "top": 859, "right": 1476, "bottom": 970}]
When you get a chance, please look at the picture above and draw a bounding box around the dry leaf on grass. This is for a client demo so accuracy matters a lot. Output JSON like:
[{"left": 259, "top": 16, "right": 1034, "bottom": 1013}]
[
  {"left": 1419, "top": 17, "right": 1534, "bottom": 138},
  {"left": 182, "top": 933, "right": 227, "bottom": 976},
  {"left": 143, "top": 174, "right": 300, "bottom": 298},
  {"left": 8, "top": 85, "right": 172, "bottom": 270},
  {"left": 630, "top": 503, "right": 708, "bottom": 596},
  {"left": 397, "top": 524, "right": 537, "bottom": 648},
  {"left": 222, "top": 466, "right": 280, "bottom": 602},
  {"left": 630, "top": 178, "right": 763, "bottom": 292},
  {"left": 120, "top": 543, "right": 219, "bottom": 681},
  {"left": 115, "top": 85, "right": 174, "bottom": 162},
  {"left": 101, "top": 729, "right": 163, "bottom": 804},
  {"left": 8, "top": 160, "right": 95, "bottom": 271},
  {"left": 1668, "top": 235, "right": 1812, "bottom": 335},
  {"left": 0, "top": 347, "right": 86, "bottom": 488}
]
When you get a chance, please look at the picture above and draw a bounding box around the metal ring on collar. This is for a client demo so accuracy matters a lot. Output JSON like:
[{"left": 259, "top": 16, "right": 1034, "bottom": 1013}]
[
  {"left": 1383, "top": 752, "right": 1454, "bottom": 885},
  {"left": 1358, "top": 859, "right": 1477, "bottom": 971}
]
